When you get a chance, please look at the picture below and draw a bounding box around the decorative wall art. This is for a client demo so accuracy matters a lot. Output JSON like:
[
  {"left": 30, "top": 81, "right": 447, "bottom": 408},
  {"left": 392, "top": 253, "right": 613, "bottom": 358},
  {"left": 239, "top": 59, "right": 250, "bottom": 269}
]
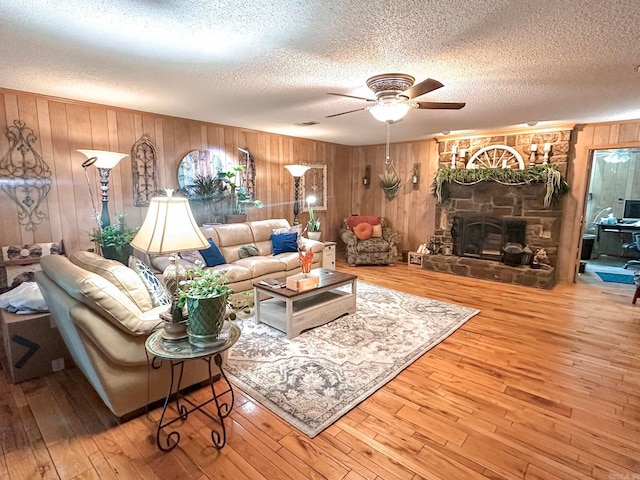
[
  {"left": 131, "top": 135, "right": 158, "bottom": 206},
  {"left": 0, "top": 120, "right": 52, "bottom": 232},
  {"left": 301, "top": 164, "right": 328, "bottom": 212}
]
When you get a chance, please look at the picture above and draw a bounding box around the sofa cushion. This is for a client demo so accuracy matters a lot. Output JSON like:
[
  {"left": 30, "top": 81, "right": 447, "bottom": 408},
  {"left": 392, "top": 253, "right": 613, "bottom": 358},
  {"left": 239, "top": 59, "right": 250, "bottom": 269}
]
[
  {"left": 40, "top": 255, "right": 166, "bottom": 335},
  {"left": 70, "top": 251, "right": 153, "bottom": 311},
  {"left": 234, "top": 256, "right": 286, "bottom": 278},
  {"left": 204, "top": 264, "right": 252, "bottom": 283},
  {"left": 356, "top": 238, "right": 392, "bottom": 253},
  {"left": 179, "top": 250, "right": 205, "bottom": 265},
  {"left": 347, "top": 215, "right": 381, "bottom": 230},
  {"left": 214, "top": 223, "right": 255, "bottom": 263},
  {"left": 372, "top": 223, "right": 383, "bottom": 238},
  {"left": 128, "top": 257, "right": 171, "bottom": 307},
  {"left": 200, "top": 238, "right": 226, "bottom": 267},
  {"left": 354, "top": 222, "right": 373, "bottom": 240},
  {"left": 272, "top": 232, "right": 298, "bottom": 255}
]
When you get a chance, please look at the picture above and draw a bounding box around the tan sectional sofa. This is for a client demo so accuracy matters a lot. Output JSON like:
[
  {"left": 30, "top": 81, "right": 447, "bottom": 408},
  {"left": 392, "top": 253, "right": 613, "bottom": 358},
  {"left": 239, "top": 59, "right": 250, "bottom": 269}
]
[
  {"left": 150, "top": 219, "right": 325, "bottom": 292},
  {"left": 35, "top": 219, "right": 324, "bottom": 419}
]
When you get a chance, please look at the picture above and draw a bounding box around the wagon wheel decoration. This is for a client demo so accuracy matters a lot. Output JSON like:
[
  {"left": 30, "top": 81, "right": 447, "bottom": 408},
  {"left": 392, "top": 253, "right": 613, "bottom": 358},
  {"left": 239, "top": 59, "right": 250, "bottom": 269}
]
[{"left": 466, "top": 145, "right": 525, "bottom": 170}]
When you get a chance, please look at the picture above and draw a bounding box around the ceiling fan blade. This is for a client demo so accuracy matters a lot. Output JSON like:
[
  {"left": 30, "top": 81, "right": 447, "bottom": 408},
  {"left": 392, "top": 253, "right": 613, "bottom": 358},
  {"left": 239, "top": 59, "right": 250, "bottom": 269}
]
[
  {"left": 327, "top": 93, "right": 375, "bottom": 102},
  {"left": 416, "top": 101, "right": 466, "bottom": 110},
  {"left": 403, "top": 78, "right": 444, "bottom": 99},
  {"left": 325, "top": 107, "right": 369, "bottom": 118}
]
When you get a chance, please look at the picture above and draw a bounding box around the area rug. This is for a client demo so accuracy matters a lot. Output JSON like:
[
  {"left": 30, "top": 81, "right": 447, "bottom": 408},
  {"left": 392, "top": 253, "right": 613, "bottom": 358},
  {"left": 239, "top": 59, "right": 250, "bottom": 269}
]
[
  {"left": 224, "top": 282, "right": 479, "bottom": 438},
  {"left": 595, "top": 272, "right": 635, "bottom": 285}
]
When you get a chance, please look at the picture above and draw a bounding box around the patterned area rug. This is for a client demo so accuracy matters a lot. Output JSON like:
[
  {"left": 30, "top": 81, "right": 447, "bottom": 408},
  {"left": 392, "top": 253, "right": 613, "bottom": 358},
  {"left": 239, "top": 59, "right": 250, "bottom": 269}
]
[{"left": 224, "top": 282, "right": 479, "bottom": 437}]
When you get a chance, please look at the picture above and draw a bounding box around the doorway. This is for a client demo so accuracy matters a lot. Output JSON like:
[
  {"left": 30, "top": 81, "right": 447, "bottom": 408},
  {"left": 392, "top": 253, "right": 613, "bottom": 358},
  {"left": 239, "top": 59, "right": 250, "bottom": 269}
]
[{"left": 579, "top": 148, "right": 640, "bottom": 285}]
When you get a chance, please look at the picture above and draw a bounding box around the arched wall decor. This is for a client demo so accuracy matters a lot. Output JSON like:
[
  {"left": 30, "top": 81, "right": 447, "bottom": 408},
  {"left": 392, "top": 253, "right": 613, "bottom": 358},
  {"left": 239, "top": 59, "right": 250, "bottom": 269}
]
[
  {"left": 301, "top": 164, "right": 328, "bottom": 212},
  {"left": 131, "top": 135, "right": 158, "bottom": 206},
  {"left": 0, "top": 120, "right": 52, "bottom": 231}
]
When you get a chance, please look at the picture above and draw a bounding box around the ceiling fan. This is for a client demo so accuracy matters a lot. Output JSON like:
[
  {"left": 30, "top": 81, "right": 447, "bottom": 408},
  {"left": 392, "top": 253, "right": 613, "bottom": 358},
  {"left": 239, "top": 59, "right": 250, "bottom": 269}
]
[{"left": 326, "top": 73, "right": 465, "bottom": 123}]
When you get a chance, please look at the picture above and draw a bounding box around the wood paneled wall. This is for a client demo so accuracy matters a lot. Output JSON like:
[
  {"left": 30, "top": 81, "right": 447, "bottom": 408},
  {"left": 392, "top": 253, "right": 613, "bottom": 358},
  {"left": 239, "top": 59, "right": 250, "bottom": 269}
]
[
  {"left": 558, "top": 120, "right": 640, "bottom": 283},
  {"left": 0, "top": 89, "right": 351, "bottom": 254},
  {"left": 351, "top": 140, "right": 439, "bottom": 253}
]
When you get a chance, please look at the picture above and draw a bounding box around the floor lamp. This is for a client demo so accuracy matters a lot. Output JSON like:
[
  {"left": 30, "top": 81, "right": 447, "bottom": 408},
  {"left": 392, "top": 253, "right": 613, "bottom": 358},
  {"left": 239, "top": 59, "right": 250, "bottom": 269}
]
[
  {"left": 131, "top": 190, "right": 209, "bottom": 337},
  {"left": 78, "top": 149, "right": 128, "bottom": 227},
  {"left": 283, "top": 164, "right": 310, "bottom": 225}
]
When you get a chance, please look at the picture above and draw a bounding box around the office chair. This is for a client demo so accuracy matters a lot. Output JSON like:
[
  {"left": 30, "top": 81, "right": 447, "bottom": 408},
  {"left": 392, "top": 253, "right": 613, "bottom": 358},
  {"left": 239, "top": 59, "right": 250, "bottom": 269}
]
[{"left": 623, "top": 233, "right": 640, "bottom": 269}]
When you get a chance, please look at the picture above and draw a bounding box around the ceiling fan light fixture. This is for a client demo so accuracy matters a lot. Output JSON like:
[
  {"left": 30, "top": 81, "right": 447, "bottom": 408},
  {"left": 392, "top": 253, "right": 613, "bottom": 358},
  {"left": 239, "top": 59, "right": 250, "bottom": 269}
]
[{"left": 369, "top": 102, "right": 411, "bottom": 123}]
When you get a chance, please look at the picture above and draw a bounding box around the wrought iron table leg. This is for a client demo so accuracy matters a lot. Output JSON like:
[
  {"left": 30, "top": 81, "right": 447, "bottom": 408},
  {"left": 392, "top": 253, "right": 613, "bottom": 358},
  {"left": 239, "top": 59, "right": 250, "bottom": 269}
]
[{"left": 156, "top": 360, "right": 186, "bottom": 451}]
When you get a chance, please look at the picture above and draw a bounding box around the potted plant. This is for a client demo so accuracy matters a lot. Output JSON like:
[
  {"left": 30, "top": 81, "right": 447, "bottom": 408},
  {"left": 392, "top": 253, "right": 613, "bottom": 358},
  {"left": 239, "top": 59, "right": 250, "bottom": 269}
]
[
  {"left": 188, "top": 173, "right": 227, "bottom": 224},
  {"left": 220, "top": 166, "right": 263, "bottom": 223},
  {"left": 89, "top": 214, "right": 138, "bottom": 265},
  {"left": 178, "top": 260, "right": 252, "bottom": 347},
  {"left": 305, "top": 195, "right": 321, "bottom": 241}
]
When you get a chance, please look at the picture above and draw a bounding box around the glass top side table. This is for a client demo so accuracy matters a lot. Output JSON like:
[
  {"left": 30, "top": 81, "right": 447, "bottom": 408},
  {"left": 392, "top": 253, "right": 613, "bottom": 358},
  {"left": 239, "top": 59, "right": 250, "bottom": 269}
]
[{"left": 145, "top": 323, "right": 240, "bottom": 451}]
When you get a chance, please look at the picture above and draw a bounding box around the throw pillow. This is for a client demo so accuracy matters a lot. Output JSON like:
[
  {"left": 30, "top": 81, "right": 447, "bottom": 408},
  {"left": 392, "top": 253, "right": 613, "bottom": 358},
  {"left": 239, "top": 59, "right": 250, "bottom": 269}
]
[
  {"left": 128, "top": 256, "right": 171, "bottom": 307},
  {"left": 179, "top": 250, "right": 205, "bottom": 265},
  {"left": 354, "top": 222, "right": 373, "bottom": 240},
  {"left": 271, "top": 232, "right": 299, "bottom": 255},
  {"left": 238, "top": 245, "right": 260, "bottom": 259},
  {"left": 272, "top": 224, "right": 303, "bottom": 238},
  {"left": 372, "top": 223, "right": 383, "bottom": 238},
  {"left": 346, "top": 215, "right": 381, "bottom": 230},
  {"left": 199, "top": 238, "right": 226, "bottom": 267}
]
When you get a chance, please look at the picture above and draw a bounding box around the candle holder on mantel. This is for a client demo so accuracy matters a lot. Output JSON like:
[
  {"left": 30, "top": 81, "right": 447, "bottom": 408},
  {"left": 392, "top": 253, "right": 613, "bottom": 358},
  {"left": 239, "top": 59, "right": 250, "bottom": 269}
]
[
  {"left": 543, "top": 143, "right": 551, "bottom": 164},
  {"left": 450, "top": 145, "right": 458, "bottom": 169},
  {"left": 529, "top": 144, "right": 537, "bottom": 167}
]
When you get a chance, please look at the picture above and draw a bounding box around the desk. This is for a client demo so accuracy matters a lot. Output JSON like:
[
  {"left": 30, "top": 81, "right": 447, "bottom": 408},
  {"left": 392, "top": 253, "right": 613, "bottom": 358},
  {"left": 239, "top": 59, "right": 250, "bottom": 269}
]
[
  {"left": 596, "top": 223, "right": 640, "bottom": 257},
  {"left": 145, "top": 324, "right": 240, "bottom": 451}
]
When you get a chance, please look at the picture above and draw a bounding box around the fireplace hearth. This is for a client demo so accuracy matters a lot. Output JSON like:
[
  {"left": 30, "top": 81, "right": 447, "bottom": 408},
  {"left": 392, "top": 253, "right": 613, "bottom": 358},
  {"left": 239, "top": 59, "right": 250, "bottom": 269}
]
[{"left": 451, "top": 214, "right": 527, "bottom": 261}]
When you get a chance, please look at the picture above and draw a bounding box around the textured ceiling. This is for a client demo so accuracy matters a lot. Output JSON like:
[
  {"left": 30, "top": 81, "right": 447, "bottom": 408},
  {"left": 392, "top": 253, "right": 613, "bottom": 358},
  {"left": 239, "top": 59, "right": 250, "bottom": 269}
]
[{"left": 1, "top": 0, "right": 639, "bottom": 146}]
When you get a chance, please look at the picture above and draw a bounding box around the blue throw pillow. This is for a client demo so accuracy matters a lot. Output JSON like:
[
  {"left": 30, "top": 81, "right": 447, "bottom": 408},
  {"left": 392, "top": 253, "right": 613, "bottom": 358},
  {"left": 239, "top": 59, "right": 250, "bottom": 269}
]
[
  {"left": 199, "top": 238, "right": 226, "bottom": 267},
  {"left": 271, "top": 232, "right": 298, "bottom": 255}
]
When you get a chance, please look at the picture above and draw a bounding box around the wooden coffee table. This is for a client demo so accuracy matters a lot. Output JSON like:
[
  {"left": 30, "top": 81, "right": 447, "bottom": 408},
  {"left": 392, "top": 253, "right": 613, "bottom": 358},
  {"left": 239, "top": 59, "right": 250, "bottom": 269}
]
[{"left": 253, "top": 268, "right": 357, "bottom": 339}]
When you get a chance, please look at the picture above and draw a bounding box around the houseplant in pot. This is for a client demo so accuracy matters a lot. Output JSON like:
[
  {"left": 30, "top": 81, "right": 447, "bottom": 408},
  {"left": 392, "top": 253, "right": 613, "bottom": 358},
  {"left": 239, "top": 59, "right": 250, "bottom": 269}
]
[
  {"left": 178, "top": 260, "right": 252, "bottom": 347},
  {"left": 89, "top": 214, "right": 138, "bottom": 264},
  {"left": 306, "top": 195, "right": 321, "bottom": 240}
]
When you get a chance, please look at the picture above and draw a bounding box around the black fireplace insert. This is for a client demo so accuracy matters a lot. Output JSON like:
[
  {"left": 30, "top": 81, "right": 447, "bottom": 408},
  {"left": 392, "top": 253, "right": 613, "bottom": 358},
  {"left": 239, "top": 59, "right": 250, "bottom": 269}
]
[{"left": 451, "top": 214, "right": 526, "bottom": 260}]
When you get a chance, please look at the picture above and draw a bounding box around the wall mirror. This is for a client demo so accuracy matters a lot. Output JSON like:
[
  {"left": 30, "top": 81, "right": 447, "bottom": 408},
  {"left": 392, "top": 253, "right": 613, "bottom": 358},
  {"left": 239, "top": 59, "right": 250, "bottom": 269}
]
[{"left": 177, "top": 149, "right": 232, "bottom": 197}]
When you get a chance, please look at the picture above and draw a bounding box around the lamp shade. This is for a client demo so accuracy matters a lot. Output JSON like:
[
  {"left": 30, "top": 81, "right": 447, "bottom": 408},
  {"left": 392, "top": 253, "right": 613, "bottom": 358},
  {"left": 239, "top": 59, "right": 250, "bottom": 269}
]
[
  {"left": 131, "top": 196, "right": 209, "bottom": 254},
  {"left": 284, "top": 164, "right": 311, "bottom": 177},
  {"left": 369, "top": 102, "right": 411, "bottom": 123},
  {"left": 78, "top": 149, "right": 128, "bottom": 169}
]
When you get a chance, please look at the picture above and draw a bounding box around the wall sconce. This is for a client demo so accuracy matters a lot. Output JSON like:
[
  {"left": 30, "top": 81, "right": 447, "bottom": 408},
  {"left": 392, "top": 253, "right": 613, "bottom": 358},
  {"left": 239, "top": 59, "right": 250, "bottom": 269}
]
[
  {"left": 362, "top": 165, "right": 371, "bottom": 187},
  {"left": 78, "top": 149, "right": 128, "bottom": 227},
  {"left": 411, "top": 163, "right": 420, "bottom": 189},
  {"left": 543, "top": 143, "right": 551, "bottom": 164},
  {"left": 283, "top": 164, "right": 311, "bottom": 225}
]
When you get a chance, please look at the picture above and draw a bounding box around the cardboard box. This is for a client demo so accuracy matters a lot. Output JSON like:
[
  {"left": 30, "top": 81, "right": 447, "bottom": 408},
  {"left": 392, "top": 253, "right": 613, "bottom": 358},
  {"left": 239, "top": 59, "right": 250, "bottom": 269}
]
[
  {"left": 0, "top": 309, "right": 71, "bottom": 383},
  {"left": 286, "top": 273, "right": 320, "bottom": 292}
]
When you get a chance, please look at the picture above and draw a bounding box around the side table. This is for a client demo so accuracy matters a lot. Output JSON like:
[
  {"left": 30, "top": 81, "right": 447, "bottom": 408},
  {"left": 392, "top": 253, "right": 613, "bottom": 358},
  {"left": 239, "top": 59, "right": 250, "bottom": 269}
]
[
  {"left": 323, "top": 241, "right": 336, "bottom": 270},
  {"left": 145, "top": 323, "right": 240, "bottom": 451}
]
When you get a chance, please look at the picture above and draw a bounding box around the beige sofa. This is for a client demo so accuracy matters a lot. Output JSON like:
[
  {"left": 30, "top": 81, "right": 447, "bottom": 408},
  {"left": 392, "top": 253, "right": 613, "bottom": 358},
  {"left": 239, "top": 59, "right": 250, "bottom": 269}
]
[
  {"left": 150, "top": 219, "right": 325, "bottom": 292},
  {"left": 35, "top": 251, "right": 212, "bottom": 419}
]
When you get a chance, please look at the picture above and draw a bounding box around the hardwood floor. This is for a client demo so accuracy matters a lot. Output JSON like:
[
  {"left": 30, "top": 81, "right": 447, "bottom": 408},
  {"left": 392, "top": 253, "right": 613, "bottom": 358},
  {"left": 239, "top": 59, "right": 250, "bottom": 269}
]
[{"left": 2, "top": 260, "right": 639, "bottom": 479}]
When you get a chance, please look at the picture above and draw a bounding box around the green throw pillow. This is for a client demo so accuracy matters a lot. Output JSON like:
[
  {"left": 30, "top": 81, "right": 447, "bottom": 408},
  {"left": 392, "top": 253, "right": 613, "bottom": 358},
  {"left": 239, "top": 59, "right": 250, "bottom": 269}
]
[{"left": 238, "top": 245, "right": 260, "bottom": 259}]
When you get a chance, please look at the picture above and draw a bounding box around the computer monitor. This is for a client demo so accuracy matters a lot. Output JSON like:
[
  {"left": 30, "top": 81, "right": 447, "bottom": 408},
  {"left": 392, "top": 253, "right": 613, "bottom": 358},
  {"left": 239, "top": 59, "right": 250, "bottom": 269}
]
[{"left": 623, "top": 199, "right": 640, "bottom": 221}]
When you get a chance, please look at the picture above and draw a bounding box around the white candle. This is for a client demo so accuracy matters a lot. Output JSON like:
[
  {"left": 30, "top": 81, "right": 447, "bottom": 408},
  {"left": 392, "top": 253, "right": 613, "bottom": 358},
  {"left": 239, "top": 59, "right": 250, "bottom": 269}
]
[
  {"left": 543, "top": 143, "right": 551, "bottom": 152},
  {"left": 451, "top": 145, "right": 457, "bottom": 154},
  {"left": 530, "top": 144, "right": 537, "bottom": 152},
  {"left": 460, "top": 149, "right": 466, "bottom": 158}
]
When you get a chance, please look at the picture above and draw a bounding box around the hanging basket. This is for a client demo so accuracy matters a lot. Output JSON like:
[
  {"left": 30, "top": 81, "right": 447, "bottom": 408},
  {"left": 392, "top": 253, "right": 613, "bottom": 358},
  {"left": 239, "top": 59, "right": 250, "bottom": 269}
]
[{"left": 379, "top": 164, "right": 401, "bottom": 200}]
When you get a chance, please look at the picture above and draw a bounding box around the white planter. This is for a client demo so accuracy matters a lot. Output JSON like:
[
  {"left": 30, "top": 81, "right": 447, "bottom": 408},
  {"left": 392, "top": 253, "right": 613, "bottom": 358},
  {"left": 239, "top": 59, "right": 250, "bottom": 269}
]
[{"left": 308, "top": 231, "right": 321, "bottom": 241}]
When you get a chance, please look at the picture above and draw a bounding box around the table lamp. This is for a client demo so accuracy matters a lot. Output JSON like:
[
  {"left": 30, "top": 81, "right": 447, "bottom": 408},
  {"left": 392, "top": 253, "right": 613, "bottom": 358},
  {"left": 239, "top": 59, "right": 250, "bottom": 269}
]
[{"left": 131, "top": 190, "right": 209, "bottom": 337}]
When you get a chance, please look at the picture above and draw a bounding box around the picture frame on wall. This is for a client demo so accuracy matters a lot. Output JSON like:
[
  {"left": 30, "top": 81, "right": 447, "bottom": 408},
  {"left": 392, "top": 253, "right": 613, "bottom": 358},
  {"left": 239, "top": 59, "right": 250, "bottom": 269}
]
[{"left": 301, "top": 164, "right": 327, "bottom": 212}]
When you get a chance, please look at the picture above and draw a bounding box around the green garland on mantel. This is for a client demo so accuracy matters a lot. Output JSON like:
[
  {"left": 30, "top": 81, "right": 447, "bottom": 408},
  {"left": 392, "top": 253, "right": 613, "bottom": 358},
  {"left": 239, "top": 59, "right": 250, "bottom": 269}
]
[{"left": 432, "top": 164, "right": 570, "bottom": 208}]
